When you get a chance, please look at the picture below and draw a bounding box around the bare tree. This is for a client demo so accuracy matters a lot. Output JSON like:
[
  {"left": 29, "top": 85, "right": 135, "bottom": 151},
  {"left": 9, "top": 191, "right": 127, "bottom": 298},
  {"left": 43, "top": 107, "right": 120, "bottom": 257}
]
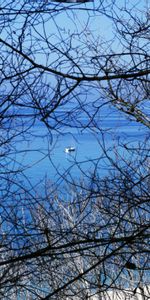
[{"left": 0, "top": 0, "right": 149, "bottom": 299}]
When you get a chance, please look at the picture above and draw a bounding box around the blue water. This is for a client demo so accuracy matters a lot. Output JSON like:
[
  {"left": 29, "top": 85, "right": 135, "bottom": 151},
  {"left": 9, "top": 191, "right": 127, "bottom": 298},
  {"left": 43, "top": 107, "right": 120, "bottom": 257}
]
[{"left": 15, "top": 112, "right": 149, "bottom": 187}]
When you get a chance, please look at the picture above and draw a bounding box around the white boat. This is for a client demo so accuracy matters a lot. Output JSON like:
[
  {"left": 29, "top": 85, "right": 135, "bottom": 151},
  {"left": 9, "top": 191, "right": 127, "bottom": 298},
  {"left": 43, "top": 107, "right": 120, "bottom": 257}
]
[
  {"left": 65, "top": 146, "right": 75, "bottom": 153},
  {"left": 52, "top": 0, "right": 93, "bottom": 3}
]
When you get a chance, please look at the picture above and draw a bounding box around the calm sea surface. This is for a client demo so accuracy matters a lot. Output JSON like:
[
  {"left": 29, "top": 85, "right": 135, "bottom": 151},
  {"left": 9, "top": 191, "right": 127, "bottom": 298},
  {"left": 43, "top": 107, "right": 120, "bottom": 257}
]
[{"left": 16, "top": 112, "right": 149, "bottom": 187}]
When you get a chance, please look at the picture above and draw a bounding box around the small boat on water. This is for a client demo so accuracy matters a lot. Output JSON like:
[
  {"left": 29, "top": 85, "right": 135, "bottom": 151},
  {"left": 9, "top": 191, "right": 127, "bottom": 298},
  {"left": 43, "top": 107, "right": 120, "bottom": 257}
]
[
  {"left": 52, "top": 0, "right": 93, "bottom": 3},
  {"left": 65, "top": 146, "right": 75, "bottom": 153}
]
